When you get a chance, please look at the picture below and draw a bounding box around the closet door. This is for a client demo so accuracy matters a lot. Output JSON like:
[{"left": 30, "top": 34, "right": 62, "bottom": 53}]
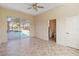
[{"left": 64, "top": 16, "right": 79, "bottom": 49}]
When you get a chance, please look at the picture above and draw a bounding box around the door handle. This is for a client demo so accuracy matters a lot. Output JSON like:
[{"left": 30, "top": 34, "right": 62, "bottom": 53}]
[{"left": 66, "top": 32, "right": 70, "bottom": 34}]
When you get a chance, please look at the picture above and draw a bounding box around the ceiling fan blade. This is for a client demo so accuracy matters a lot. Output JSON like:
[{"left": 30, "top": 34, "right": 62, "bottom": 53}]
[
  {"left": 37, "top": 6, "right": 44, "bottom": 8},
  {"left": 27, "top": 7, "right": 32, "bottom": 9}
]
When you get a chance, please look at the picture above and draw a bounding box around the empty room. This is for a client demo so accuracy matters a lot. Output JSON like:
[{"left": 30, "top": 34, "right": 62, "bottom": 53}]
[{"left": 0, "top": 3, "right": 79, "bottom": 56}]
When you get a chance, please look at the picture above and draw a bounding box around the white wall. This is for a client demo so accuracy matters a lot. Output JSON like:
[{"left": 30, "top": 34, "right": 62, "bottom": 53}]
[{"left": 35, "top": 16, "right": 49, "bottom": 40}]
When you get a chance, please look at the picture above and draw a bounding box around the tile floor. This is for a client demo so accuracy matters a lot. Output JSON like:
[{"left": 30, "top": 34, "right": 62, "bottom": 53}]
[{"left": 0, "top": 37, "right": 79, "bottom": 56}]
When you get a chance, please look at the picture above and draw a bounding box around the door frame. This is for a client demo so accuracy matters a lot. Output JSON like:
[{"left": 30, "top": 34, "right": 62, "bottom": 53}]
[{"left": 48, "top": 19, "right": 56, "bottom": 42}]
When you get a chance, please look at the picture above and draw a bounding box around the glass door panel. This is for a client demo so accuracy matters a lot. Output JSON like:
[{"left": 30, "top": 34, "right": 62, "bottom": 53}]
[
  {"left": 7, "top": 17, "right": 21, "bottom": 41},
  {"left": 20, "top": 19, "right": 30, "bottom": 39},
  {"left": 7, "top": 16, "right": 30, "bottom": 41}
]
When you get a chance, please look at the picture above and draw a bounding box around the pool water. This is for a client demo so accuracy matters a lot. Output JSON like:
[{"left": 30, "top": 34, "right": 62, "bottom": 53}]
[{"left": 8, "top": 30, "right": 30, "bottom": 41}]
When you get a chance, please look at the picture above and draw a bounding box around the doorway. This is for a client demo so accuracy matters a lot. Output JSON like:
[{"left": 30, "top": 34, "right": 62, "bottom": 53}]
[
  {"left": 7, "top": 16, "right": 30, "bottom": 41},
  {"left": 49, "top": 19, "right": 56, "bottom": 42}
]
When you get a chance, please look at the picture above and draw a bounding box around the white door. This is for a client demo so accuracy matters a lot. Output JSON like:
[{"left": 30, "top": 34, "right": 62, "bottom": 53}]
[{"left": 64, "top": 16, "right": 79, "bottom": 49}]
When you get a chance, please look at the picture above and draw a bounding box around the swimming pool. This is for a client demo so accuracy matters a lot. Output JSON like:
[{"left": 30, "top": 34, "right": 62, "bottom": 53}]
[{"left": 8, "top": 30, "right": 30, "bottom": 41}]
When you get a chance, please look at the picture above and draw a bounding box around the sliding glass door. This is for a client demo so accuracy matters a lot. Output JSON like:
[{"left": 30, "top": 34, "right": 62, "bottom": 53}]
[
  {"left": 7, "top": 16, "right": 30, "bottom": 41},
  {"left": 20, "top": 19, "right": 30, "bottom": 39}
]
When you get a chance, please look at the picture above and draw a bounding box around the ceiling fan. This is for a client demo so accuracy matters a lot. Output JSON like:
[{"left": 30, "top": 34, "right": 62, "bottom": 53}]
[{"left": 27, "top": 3, "right": 44, "bottom": 11}]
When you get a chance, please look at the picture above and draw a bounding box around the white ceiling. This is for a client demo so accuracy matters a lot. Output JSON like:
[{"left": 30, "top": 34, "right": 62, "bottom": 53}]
[{"left": 0, "top": 3, "right": 61, "bottom": 15}]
